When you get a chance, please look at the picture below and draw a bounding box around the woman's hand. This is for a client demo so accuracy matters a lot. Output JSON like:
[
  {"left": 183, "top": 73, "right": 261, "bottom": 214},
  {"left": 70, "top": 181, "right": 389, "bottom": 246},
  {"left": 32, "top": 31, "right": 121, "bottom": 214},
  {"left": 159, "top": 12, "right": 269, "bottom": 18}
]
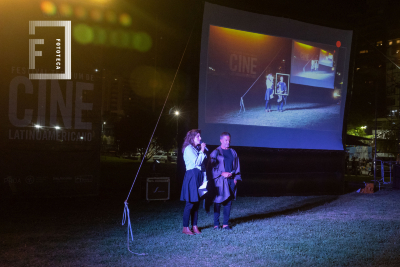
[
  {"left": 200, "top": 142, "right": 206, "bottom": 152},
  {"left": 221, "top": 172, "right": 232, "bottom": 178}
]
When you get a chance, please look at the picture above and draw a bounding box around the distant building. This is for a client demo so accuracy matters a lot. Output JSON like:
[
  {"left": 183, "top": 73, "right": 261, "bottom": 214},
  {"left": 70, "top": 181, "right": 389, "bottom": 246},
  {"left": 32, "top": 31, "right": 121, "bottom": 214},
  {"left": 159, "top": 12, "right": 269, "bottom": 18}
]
[
  {"left": 100, "top": 71, "right": 132, "bottom": 150},
  {"left": 349, "top": 0, "right": 400, "bottom": 156},
  {"left": 102, "top": 71, "right": 132, "bottom": 116}
]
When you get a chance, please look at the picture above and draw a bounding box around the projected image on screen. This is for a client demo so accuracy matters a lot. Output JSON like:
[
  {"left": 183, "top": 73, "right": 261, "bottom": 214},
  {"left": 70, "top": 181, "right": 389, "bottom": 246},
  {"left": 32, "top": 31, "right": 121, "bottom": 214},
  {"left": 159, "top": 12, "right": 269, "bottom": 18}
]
[
  {"left": 319, "top": 50, "right": 333, "bottom": 67},
  {"left": 274, "top": 74, "right": 290, "bottom": 109},
  {"left": 199, "top": 3, "right": 352, "bottom": 149},
  {"left": 205, "top": 25, "right": 344, "bottom": 131},
  {"left": 290, "top": 41, "right": 338, "bottom": 89}
]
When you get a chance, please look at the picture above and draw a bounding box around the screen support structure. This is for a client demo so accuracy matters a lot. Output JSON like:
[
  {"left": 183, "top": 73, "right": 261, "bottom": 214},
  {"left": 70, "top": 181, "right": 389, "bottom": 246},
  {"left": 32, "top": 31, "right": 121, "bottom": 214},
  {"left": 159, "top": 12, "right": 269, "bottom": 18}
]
[
  {"left": 303, "top": 60, "right": 311, "bottom": 72},
  {"left": 239, "top": 48, "right": 283, "bottom": 113}
]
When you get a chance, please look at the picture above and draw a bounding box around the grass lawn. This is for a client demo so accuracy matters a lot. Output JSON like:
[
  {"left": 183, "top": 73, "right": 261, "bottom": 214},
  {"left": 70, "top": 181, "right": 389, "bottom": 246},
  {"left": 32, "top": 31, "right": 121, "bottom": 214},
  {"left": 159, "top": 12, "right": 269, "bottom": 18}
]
[{"left": 2, "top": 186, "right": 400, "bottom": 266}]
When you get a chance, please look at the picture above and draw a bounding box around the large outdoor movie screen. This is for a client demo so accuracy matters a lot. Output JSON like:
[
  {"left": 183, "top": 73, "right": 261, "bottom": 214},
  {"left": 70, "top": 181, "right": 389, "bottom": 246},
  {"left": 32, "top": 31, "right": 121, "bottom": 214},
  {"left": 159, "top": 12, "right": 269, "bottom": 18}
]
[{"left": 199, "top": 3, "right": 352, "bottom": 150}]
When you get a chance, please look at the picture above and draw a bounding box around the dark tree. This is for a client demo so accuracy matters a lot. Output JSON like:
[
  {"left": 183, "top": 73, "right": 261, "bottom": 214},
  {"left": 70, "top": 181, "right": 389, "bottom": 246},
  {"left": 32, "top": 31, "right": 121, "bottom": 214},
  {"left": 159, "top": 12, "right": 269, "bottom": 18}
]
[{"left": 114, "top": 104, "right": 177, "bottom": 161}]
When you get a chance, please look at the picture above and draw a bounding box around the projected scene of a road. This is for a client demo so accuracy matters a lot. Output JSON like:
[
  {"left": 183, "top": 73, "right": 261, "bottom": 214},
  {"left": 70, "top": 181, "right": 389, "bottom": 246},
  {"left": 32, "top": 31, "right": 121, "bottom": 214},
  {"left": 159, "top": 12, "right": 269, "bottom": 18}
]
[{"left": 205, "top": 25, "right": 345, "bottom": 131}]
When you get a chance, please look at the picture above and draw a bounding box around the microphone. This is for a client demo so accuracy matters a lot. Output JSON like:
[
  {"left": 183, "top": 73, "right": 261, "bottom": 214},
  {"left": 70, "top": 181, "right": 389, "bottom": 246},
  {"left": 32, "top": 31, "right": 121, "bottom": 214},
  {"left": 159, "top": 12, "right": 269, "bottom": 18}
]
[{"left": 201, "top": 142, "right": 209, "bottom": 151}]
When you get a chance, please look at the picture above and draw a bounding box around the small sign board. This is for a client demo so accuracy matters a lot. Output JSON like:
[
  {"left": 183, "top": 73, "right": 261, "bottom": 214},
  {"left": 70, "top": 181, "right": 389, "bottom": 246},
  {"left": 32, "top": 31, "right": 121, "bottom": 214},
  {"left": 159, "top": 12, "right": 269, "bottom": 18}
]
[{"left": 146, "top": 177, "right": 170, "bottom": 201}]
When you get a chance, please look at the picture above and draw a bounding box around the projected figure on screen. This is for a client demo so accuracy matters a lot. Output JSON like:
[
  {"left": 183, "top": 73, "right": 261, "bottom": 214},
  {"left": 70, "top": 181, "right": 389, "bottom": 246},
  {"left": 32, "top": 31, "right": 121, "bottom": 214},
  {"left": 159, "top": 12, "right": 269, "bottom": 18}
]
[
  {"left": 276, "top": 76, "right": 287, "bottom": 112},
  {"left": 311, "top": 60, "right": 319, "bottom": 71},
  {"left": 265, "top": 73, "right": 274, "bottom": 112}
]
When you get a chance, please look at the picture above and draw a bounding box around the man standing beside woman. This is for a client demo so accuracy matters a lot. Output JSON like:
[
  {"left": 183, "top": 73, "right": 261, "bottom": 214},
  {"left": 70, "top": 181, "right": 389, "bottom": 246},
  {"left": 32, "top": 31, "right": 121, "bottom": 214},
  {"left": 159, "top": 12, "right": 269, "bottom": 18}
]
[
  {"left": 265, "top": 73, "right": 288, "bottom": 112},
  {"left": 209, "top": 132, "right": 241, "bottom": 230},
  {"left": 180, "top": 130, "right": 241, "bottom": 234},
  {"left": 276, "top": 76, "right": 287, "bottom": 112}
]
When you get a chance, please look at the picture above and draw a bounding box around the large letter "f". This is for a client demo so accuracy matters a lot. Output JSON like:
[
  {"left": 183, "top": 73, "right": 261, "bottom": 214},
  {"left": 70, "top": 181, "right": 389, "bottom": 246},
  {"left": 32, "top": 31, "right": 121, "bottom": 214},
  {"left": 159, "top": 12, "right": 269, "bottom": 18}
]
[{"left": 29, "top": 39, "right": 44, "bottom": 70}]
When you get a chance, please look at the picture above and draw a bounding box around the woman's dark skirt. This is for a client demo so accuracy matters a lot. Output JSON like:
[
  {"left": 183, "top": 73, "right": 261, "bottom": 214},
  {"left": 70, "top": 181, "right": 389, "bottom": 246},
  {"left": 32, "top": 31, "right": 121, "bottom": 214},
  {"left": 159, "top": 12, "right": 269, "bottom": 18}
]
[{"left": 180, "top": 168, "right": 203, "bottom": 202}]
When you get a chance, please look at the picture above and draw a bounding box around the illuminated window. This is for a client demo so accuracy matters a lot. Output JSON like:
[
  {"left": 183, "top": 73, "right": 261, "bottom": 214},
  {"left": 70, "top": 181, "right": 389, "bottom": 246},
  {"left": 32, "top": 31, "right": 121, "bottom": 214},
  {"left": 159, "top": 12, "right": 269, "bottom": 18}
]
[
  {"left": 389, "top": 41, "right": 393, "bottom": 46},
  {"left": 359, "top": 50, "right": 368, "bottom": 54},
  {"left": 397, "top": 50, "right": 400, "bottom": 54},
  {"left": 376, "top": 41, "right": 382, "bottom": 46},
  {"left": 397, "top": 40, "right": 400, "bottom": 44}
]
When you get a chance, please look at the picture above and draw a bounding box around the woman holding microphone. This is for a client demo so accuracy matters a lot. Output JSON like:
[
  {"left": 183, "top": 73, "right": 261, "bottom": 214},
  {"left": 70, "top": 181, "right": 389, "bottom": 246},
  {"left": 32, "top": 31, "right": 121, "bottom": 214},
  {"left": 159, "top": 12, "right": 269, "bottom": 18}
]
[
  {"left": 265, "top": 73, "right": 274, "bottom": 112},
  {"left": 180, "top": 129, "right": 207, "bottom": 235}
]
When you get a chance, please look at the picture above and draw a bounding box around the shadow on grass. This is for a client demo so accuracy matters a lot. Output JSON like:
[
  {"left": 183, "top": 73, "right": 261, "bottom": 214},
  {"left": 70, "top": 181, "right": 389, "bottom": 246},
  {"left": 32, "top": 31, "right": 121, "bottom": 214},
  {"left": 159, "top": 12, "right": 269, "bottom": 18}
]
[{"left": 202, "top": 195, "right": 338, "bottom": 229}]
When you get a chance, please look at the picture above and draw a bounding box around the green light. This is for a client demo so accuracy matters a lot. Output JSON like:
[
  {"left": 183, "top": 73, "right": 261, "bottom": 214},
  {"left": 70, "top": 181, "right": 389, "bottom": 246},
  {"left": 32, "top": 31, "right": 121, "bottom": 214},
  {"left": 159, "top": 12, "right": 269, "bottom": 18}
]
[
  {"left": 109, "top": 30, "right": 131, "bottom": 48},
  {"left": 119, "top": 13, "right": 132, "bottom": 27},
  {"left": 132, "top": 32, "right": 152, "bottom": 52},
  {"left": 120, "top": 31, "right": 130, "bottom": 48},
  {"left": 109, "top": 30, "right": 119, "bottom": 47},
  {"left": 73, "top": 24, "right": 94, "bottom": 45},
  {"left": 92, "top": 26, "right": 107, "bottom": 45}
]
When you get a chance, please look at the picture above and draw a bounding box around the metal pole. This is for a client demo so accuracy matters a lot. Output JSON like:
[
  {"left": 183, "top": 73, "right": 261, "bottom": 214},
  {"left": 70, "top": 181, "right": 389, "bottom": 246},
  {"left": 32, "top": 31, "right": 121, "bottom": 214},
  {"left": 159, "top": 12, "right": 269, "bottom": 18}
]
[{"left": 176, "top": 116, "right": 178, "bottom": 138}]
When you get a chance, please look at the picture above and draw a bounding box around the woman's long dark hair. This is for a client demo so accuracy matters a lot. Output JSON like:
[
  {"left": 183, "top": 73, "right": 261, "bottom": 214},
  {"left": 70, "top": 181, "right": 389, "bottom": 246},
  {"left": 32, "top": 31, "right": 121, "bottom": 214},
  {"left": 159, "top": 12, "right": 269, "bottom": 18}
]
[{"left": 182, "top": 129, "right": 201, "bottom": 153}]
